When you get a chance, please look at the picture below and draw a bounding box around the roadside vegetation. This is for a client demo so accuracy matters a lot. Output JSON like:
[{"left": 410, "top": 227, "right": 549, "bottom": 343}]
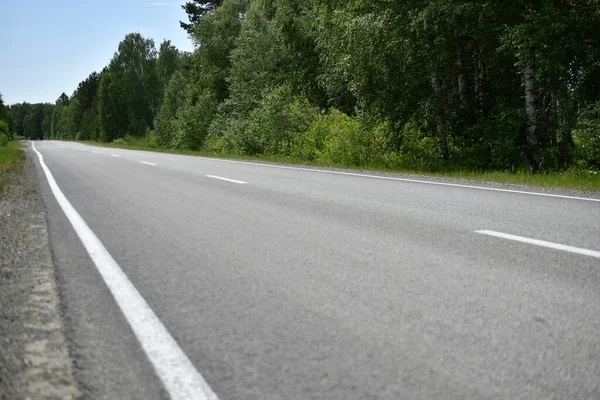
[
  {"left": 3, "top": 1, "right": 600, "bottom": 191},
  {"left": 0, "top": 93, "right": 25, "bottom": 192},
  {"left": 0, "top": 141, "right": 25, "bottom": 193}
]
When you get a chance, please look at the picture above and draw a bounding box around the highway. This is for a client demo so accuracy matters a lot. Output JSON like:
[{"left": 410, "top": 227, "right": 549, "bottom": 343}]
[{"left": 31, "top": 140, "right": 600, "bottom": 399}]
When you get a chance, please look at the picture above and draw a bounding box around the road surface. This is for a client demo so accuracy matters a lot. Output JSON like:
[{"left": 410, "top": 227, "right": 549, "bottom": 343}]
[{"left": 31, "top": 140, "right": 600, "bottom": 399}]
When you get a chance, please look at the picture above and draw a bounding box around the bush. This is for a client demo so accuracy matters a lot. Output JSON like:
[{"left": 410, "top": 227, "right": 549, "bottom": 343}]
[
  {"left": 392, "top": 122, "right": 443, "bottom": 170},
  {"left": 242, "top": 85, "right": 319, "bottom": 156},
  {"left": 0, "top": 134, "right": 8, "bottom": 147},
  {"left": 209, "top": 113, "right": 248, "bottom": 154},
  {"left": 302, "top": 110, "right": 387, "bottom": 166},
  {"left": 172, "top": 91, "right": 215, "bottom": 150},
  {"left": 140, "top": 128, "right": 159, "bottom": 149},
  {"left": 111, "top": 130, "right": 158, "bottom": 149}
]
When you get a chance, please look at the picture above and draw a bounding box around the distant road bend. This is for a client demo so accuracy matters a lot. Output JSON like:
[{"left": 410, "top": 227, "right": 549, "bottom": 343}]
[{"left": 31, "top": 140, "right": 600, "bottom": 399}]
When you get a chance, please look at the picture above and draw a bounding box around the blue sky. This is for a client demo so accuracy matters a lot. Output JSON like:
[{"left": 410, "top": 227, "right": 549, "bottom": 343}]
[{"left": 0, "top": 0, "right": 195, "bottom": 105}]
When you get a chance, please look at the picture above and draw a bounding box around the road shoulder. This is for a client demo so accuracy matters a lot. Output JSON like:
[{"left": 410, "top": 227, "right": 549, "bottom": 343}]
[{"left": 0, "top": 142, "right": 78, "bottom": 399}]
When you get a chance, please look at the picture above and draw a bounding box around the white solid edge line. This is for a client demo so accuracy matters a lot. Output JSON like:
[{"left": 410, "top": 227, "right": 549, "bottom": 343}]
[
  {"left": 475, "top": 230, "right": 600, "bottom": 259},
  {"left": 141, "top": 161, "right": 157, "bottom": 166},
  {"left": 31, "top": 142, "right": 219, "bottom": 400},
  {"left": 206, "top": 175, "right": 247, "bottom": 184}
]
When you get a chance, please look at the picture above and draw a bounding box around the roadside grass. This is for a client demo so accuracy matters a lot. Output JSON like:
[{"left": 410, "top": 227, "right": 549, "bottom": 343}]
[
  {"left": 78, "top": 139, "right": 600, "bottom": 192},
  {"left": 0, "top": 141, "right": 26, "bottom": 193}
]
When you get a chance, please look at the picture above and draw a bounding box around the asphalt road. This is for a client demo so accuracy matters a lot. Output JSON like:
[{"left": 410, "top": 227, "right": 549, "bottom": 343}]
[{"left": 31, "top": 140, "right": 600, "bottom": 399}]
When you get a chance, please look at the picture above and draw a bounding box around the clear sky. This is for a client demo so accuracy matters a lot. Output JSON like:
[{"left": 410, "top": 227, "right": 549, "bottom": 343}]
[{"left": 0, "top": 0, "right": 195, "bottom": 105}]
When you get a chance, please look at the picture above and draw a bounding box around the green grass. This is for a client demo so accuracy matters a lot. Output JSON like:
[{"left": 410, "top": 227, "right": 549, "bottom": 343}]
[
  {"left": 0, "top": 141, "right": 26, "bottom": 193},
  {"left": 79, "top": 139, "right": 600, "bottom": 192}
]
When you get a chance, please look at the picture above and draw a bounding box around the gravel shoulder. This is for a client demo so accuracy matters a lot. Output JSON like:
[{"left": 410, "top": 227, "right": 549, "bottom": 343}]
[{"left": 0, "top": 142, "right": 78, "bottom": 399}]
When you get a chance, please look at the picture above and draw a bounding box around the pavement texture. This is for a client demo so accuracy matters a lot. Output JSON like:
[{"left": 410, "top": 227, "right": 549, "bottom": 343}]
[
  {"left": 0, "top": 143, "right": 78, "bottom": 399},
  {"left": 31, "top": 140, "right": 600, "bottom": 399}
]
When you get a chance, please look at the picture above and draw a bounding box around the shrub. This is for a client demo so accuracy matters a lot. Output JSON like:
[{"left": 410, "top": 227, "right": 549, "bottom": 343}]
[
  {"left": 394, "top": 122, "right": 443, "bottom": 170},
  {"left": 209, "top": 113, "right": 248, "bottom": 154},
  {"left": 303, "top": 110, "right": 387, "bottom": 166},
  {"left": 172, "top": 91, "right": 215, "bottom": 150},
  {"left": 243, "top": 85, "right": 319, "bottom": 156},
  {"left": 0, "top": 134, "right": 8, "bottom": 147}
]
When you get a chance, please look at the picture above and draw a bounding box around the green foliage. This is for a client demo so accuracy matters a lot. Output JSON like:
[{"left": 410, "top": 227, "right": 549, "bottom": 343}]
[
  {"left": 574, "top": 102, "right": 600, "bottom": 171},
  {"left": 181, "top": 0, "right": 224, "bottom": 34},
  {"left": 225, "top": 0, "right": 290, "bottom": 116},
  {"left": 10, "top": 103, "right": 53, "bottom": 140},
  {"left": 0, "top": 121, "right": 9, "bottom": 146},
  {"left": 242, "top": 85, "right": 318, "bottom": 156},
  {"left": 172, "top": 89, "right": 215, "bottom": 150},
  {"left": 30, "top": 0, "right": 600, "bottom": 178},
  {"left": 0, "top": 92, "right": 8, "bottom": 124},
  {"left": 157, "top": 40, "right": 180, "bottom": 97},
  {"left": 98, "top": 71, "right": 127, "bottom": 142},
  {"left": 155, "top": 71, "right": 188, "bottom": 147},
  {"left": 111, "top": 129, "right": 159, "bottom": 149},
  {"left": 390, "top": 123, "right": 445, "bottom": 171},
  {"left": 299, "top": 110, "right": 386, "bottom": 166},
  {"left": 0, "top": 140, "right": 25, "bottom": 192},
  {"left": 190, "top": 0, "right": 248, "bottom": 104},
  {"left": 452, "top": 104, "right": 528, "bottom": 171}
]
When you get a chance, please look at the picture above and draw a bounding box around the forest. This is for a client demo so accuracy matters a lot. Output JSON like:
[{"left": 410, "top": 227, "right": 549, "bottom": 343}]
[{"left": 4, "top": 0, "right": 600, "bottom": 174}]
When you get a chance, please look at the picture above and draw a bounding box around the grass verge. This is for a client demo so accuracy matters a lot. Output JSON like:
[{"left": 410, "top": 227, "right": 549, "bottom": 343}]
[
  {"left": 79, "top": 140, "right": 600, "bottom": 192},
  {"left": 0, "top": 141, "right": 26, "bottom": 193}
]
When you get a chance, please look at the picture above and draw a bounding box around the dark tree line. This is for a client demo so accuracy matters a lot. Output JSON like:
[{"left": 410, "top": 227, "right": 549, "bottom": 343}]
[
  {"left": 4, "top": 101, "right": 53, "bottom": 141},
  {"left": 5, "top": 0, "right": 600, "bottom": 172}
]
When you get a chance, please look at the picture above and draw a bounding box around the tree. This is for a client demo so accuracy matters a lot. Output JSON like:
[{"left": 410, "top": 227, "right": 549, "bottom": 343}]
[
  {"left": 98, "top": 71, "right": 127, "bottom": 142},
  {"left": 501, "top": 0, "right": 600, "bottom": 171},
  {"left": 57, "top": 92, "right": 70, "bottom": 106},
  {"left": 189, "top": 0, "right": 248, "bottom": 103},
  {"left": 51, "top": 102, "right": 64, "bottom": 139},
  {"left": 0, "top": 92, "right": 8, "bottom": 123},
  {"left": 100, "top": 33, "right": 160, "bottom": 138},
  {"left": 157, "top": 40, "right": 180, "bottom": 96},
  {"left": 180, "top": 0, "right": 224, "bottom": 34},
  {"left": 155, "top": 71, "right": 188, "bottom": 147},
  {"left": 224, "top": 0, "right": 293, "bottom": 116}
]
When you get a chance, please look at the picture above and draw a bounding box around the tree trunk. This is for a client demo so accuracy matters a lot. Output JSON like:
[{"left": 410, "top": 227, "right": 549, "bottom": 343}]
[
  {"left": 430, "top": 70, "right": 449, "bottom": 160},
  {"left": 524, "top": 46, "right": 540, "bottom": 172}
]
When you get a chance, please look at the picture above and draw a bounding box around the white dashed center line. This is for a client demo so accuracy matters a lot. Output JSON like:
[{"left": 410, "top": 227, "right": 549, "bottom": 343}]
[
  {"left": 141, "top": 161, "right": 157, "bottom": 166},
  {"left": 206, "top": 175, "right": 247, "bottom": 184},
  {"left": 476, "top": 230, "right": 600, "bottom": 259}
]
